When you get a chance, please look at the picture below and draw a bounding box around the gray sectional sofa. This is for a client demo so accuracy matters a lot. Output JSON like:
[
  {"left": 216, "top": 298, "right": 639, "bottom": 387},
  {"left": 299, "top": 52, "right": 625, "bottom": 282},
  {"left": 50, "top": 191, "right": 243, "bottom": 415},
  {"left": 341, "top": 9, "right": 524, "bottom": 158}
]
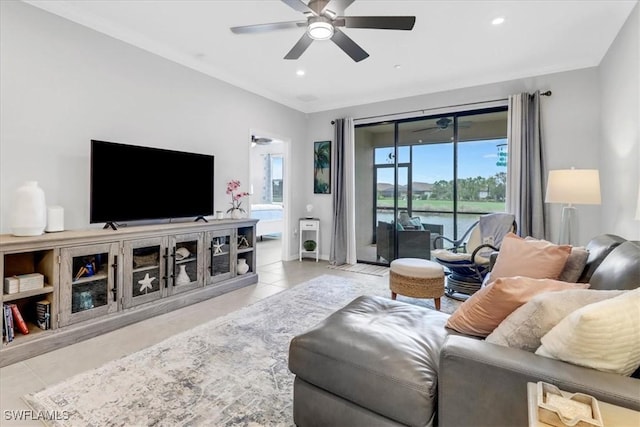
[{"left": 288, "top": 234, "right": 640, "bottom": 427}]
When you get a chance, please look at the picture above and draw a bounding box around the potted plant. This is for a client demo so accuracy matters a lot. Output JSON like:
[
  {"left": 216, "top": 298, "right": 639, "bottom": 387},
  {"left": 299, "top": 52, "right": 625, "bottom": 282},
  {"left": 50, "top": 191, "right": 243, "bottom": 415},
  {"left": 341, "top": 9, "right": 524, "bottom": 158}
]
[
  {"left": 226, "top": 180, "right": 250, "bottom": 219},
  {"left": 303, "top": 240, "right": 317, "bottom": 251}
]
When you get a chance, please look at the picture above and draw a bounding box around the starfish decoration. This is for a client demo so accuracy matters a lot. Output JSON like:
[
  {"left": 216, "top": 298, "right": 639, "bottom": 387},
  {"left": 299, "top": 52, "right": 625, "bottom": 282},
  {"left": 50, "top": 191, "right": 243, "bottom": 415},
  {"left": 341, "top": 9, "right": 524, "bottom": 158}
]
[
  {"left": 213, "top": 238, "right": 224, "bottom": 254},
  {"left": 138, "top": 273, "right": 156, "bottom": 293}
]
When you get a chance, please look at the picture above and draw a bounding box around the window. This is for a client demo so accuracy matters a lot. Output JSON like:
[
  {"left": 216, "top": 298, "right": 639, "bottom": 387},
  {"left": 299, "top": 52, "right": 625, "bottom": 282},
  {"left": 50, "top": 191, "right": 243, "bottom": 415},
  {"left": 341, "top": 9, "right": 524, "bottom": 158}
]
[
  {"left": 355, "top": 108, "right": 508, "bottom": 264},
  {"left": 271, "top": 155, "right": 283, "bottom": 203}
]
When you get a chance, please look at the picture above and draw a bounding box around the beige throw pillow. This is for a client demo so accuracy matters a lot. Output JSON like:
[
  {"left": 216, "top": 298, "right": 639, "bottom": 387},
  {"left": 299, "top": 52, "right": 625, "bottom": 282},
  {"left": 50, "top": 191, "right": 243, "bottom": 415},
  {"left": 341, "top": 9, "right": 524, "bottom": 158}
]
[
  {"left": 486, "top": 289, "right": 625, "bottom": 352},
  {"left": 490, "top": 233, "right": 572, "bottom": 282},
  {"left": 536, "top": 288, "right": 640, "bottom": 376},
  {"left": 445, "top": 276, "right": 589, "bottom": 337},
  {"left": 524, "top": 237, "right": 589, "bottom": 282}
]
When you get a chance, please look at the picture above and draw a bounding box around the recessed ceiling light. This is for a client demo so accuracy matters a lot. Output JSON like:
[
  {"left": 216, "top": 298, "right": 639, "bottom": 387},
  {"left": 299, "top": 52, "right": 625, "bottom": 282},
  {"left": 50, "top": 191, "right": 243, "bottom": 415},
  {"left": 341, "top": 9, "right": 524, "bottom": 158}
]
[
  {"left": 296, "top": 70, "right": 305, "bottom": 76},
  {"left": 492, "top": 17, "right": 505, "bottom": 26},
  {"left": 394, "top": 64, "right": 402, "bottom": 69}
]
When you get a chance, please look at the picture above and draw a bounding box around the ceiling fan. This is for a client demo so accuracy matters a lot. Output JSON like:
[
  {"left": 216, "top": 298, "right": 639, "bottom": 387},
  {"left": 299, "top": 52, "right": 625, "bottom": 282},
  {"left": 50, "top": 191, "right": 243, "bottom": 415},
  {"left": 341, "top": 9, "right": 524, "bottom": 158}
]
[
  {"left": 230, "top": 0, "right": 416, "bottom": 62},
  {"left": 412, "top": 117, "right": 472, "bottom": 134},
  {"left": 252, "top": 135, "right": 273, "bottom": 145}
]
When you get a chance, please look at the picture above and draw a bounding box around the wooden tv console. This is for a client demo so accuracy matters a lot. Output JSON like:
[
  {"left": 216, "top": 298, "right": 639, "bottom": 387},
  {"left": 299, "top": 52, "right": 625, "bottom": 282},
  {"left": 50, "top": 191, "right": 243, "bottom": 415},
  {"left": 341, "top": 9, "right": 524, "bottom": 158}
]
[{"left": 0, "top": 219, "right": 258, "bottom": 367}]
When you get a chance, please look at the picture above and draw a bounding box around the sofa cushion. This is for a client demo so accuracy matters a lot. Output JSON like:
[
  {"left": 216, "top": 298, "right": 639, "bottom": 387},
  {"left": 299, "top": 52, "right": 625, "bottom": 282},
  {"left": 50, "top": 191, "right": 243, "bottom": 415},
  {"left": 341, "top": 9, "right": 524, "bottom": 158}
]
[
  {"left": 445, "top": 277, "right": 589, "bottom": 337},
  {"left": 588, "top": 241, "right": 640, "bottom": 290},
  {"left": 289, "top": 295, "right": 451, "bottom": 427},
  {"left": 486, "top": 289, "right": 625, "bottom": 351},
  {"left": 490, "top": 233, "right": 571, "bottom": 282},
  {"left": 578, "top": 234, "right": 626, "bottom": 282},
  {"left": 536, "top": 288, "right": 640, "bottom": 376}
]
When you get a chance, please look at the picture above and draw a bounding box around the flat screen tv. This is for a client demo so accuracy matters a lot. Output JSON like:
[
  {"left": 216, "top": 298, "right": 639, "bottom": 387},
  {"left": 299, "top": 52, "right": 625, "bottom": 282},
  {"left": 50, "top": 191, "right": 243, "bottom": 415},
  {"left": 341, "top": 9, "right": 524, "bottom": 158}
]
[{"left": 90, "top": 140, "right": 214, "bottom": 226}]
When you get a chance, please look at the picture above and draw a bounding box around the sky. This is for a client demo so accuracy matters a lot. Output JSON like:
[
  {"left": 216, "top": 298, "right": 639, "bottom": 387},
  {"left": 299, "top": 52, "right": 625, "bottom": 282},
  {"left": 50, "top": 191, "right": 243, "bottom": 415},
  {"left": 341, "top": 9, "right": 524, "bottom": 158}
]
[
  {"left": 271, "top": 156, "right": 283, "bottom": 180},
  {"left": 374, "top": 138, "right": 507, "bottom": 185}
]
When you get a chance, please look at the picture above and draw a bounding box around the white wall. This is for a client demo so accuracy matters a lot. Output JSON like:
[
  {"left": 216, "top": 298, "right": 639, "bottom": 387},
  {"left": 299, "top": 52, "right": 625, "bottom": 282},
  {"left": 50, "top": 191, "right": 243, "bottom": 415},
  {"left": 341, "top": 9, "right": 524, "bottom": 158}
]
[
  {"left": 305, "top": 68, "right": 604, "bottom": 253},
  {"left": 599, "top": 2, "right": 640, "bottom": 240},
  {"left": 0, "top": 0, "right": 307, "bottom": 258}
]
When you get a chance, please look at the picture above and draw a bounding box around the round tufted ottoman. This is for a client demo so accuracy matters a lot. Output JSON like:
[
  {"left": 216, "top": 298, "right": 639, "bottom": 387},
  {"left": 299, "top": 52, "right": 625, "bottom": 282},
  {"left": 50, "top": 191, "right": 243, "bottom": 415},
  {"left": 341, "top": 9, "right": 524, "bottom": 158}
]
[{"left": 390, "top": 258, "right": 445, "bottom": 310}]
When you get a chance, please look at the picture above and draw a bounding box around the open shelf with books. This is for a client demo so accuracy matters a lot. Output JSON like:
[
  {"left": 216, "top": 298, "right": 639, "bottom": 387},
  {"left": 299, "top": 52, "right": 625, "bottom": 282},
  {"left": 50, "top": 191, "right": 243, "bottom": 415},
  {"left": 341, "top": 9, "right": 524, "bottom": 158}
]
[{"left": 2, "top": 248, "right": 58, "bottom": 347}]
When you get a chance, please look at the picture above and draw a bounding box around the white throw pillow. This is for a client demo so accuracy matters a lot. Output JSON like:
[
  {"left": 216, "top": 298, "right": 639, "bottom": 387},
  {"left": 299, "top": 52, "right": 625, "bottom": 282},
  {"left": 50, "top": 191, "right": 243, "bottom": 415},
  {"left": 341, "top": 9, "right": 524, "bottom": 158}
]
[
  {"left": 535, "top": 288, "right": 640, "bottom": 376},
  {"left": 487, "top": 289, "right": 625, "bottom": 352}
]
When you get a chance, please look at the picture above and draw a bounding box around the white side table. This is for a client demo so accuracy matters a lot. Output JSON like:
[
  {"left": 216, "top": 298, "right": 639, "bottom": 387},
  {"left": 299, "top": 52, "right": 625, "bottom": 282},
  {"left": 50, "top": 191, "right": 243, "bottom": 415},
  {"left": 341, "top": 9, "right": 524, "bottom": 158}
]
[{"left": 299, "top": 218, "right": 319, "bottom": 262}]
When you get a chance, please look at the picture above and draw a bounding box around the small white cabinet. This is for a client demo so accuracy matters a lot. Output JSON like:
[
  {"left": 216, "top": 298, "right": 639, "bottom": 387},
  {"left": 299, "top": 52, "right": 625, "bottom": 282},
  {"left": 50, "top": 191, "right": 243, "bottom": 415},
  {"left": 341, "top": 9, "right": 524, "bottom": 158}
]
[{"left": 299, "top": 218, "right": 319, "bottom": 262}]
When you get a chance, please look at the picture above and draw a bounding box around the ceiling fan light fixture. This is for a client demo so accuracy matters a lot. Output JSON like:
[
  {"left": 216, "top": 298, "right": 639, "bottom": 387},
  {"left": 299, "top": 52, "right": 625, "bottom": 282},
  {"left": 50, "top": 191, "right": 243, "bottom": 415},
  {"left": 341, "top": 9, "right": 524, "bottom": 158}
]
[{"left": 307, "top": 17, "right": 334, "bottom": 40}]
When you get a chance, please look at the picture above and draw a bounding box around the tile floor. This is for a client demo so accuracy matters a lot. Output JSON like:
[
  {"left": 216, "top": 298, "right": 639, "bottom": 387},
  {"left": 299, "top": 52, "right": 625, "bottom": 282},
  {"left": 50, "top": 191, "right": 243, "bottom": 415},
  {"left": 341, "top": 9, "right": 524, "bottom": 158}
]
[{"left": 0, "top": 239, "right": 389, "bottom": 426}]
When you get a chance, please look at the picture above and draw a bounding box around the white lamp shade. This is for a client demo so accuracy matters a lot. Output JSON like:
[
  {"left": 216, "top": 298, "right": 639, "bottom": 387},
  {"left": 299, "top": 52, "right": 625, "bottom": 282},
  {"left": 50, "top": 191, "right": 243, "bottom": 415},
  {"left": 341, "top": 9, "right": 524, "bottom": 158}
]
[{"left": 545, "top": 169, "right": 601, "bottom": 205}]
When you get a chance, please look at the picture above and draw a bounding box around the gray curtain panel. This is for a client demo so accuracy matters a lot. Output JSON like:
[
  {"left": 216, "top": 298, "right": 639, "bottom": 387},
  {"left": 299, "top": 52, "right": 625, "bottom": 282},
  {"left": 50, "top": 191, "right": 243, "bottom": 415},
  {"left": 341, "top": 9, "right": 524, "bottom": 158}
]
[
  {"left": 330, "top": 119, "right": 347, "bottom": 265},
  {"left": 507, "top": 91, "right": 549, "bottom": 239}
]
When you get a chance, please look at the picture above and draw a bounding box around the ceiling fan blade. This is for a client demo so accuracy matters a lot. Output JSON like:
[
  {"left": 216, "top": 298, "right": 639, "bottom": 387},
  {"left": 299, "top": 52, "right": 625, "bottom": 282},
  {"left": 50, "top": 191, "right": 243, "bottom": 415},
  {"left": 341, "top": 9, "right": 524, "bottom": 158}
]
[
  {"left": 331, "top": 28, "right": 369, "bottom": 62},
  {"left": 281, "top": 0, "right": 317, "bottom": 15},
  {"left": 336, "top": 16, "right": 416, "bottom": 30},
  {"left": 322, "top": 0, "right": 356, "bottom": 15},
  {"left": 230, "top": 21, "right": 306, "bottom": 34},
  {"left": 284, "top": 33, "right": 314, "bottom": 59}
]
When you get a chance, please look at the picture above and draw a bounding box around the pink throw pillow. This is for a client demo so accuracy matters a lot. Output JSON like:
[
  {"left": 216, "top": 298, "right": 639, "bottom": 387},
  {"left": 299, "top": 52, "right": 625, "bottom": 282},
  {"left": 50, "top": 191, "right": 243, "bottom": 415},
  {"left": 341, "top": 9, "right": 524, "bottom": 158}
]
[
  {"left": 445, "top": 276, "right": 589, "bottom": 337},
  {"left": 490, "top": 233, "right": 572, "bottom": 281}
]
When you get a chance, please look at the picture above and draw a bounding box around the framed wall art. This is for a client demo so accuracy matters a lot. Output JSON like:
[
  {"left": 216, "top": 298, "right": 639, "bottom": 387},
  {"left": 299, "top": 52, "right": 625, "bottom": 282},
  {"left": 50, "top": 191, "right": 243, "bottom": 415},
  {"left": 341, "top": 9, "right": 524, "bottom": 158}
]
[{"left": 313, "top": 140, "right": 331, "bottom": 194}]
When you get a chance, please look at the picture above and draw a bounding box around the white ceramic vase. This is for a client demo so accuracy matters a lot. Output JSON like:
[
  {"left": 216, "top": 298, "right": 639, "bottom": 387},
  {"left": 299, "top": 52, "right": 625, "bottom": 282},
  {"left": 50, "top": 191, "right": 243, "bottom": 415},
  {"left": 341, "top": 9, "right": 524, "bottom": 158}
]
[
  {"left": 237, "top": 258, "right": 249, "bottom": 275},
  {"left": 11, "top": 181, "right": 47, "bottom": 236},
  {"left": 176, "top": 265, "right": 191, "bottom": 285},
  {"left": 230, "top": 209, "right": 244, "bottom": 220}
]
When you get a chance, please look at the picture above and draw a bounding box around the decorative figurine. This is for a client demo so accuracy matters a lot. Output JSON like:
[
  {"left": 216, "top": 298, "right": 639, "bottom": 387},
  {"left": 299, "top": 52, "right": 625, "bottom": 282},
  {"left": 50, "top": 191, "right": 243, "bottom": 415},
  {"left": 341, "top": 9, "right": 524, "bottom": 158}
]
[
  {"left": 238, "top": 236, "right": 249, "bottom": 249},
  {"left": 74, "top": 257, "right": 96, "bottom": 281},
  {"left": 213, "top": 238, "right": 224, "bottom": 254},
  {"left": 138, "top": 273, "right": 156, "bottom": 293}
]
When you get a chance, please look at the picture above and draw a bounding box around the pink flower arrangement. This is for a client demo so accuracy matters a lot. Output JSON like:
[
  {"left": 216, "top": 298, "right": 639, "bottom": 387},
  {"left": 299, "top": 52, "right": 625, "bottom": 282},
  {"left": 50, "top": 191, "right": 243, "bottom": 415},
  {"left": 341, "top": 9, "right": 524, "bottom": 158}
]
[{"left": 226, "top": 180, "right": 250, "bottom": 213}]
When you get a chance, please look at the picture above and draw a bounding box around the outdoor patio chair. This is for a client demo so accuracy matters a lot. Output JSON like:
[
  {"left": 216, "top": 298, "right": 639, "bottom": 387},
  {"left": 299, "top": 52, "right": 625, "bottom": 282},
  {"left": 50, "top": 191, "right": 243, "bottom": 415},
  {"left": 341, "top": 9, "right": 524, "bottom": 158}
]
[{"left": 432, "top": 213, "right": 517, "bottom": 299}]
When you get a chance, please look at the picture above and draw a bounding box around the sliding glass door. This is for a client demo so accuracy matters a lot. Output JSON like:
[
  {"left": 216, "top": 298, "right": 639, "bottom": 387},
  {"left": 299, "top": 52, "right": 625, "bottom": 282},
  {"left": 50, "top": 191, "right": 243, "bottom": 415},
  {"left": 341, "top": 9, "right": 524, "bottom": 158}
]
[{"left": 355, "top": 108, "right": 508, "bottom": 265}]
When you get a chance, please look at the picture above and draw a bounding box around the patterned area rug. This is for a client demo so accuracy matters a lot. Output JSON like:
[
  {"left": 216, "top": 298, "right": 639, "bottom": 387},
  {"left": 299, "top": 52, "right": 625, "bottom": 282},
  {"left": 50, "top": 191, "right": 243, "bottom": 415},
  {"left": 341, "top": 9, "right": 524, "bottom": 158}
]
[
  {"left": 24, "top": 274, "right": 460, "bottom": 427},
  {"left": 327, "top": 262, "right": 390, "bottom": 276}
]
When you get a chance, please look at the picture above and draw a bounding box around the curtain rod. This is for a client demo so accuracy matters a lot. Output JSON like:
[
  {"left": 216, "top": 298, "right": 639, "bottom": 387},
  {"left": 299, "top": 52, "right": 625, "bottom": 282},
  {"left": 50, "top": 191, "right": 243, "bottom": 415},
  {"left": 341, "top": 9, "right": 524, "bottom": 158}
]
[{"left": 330, "top": 90, "right": 552, "bottom": 124}]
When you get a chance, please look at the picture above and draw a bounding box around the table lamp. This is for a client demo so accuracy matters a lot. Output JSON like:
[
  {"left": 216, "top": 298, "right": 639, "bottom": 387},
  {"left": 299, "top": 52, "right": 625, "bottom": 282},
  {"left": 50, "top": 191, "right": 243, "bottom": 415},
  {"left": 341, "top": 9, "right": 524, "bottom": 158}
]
[{"left": 545, "top": 168, "right": 601, "bottom": 245}]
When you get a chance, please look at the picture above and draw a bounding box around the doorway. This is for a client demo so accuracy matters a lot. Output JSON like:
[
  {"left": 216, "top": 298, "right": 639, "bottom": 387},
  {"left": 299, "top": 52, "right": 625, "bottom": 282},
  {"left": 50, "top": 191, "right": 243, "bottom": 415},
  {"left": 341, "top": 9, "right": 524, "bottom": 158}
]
[{"left": 249, "top": 131, "right": 290, "bottom": 266}]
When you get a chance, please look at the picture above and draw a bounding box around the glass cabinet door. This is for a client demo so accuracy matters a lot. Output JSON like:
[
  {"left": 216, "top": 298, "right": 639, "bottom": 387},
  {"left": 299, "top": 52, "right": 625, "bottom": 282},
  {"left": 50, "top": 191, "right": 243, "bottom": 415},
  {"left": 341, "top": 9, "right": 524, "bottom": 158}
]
[
  {"left": 167, "top": 233, "right": 203, "bottom": 295},
  {"left": 122, "top": 237, "right": 166, "bottom": 309},
  {"left": 205, "top": 229, "right": 235, "bottom": 284},
  {"left": 59, "top": 242, "right": 119, "bottom": 326}
]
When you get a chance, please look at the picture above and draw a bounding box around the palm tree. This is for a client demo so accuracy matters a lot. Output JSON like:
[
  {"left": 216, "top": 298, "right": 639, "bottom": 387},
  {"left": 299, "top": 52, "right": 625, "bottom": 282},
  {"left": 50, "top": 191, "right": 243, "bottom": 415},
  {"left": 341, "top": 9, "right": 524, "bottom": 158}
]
[{"left": 314, "top": 142, "right": 330, "bottom": 193}]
